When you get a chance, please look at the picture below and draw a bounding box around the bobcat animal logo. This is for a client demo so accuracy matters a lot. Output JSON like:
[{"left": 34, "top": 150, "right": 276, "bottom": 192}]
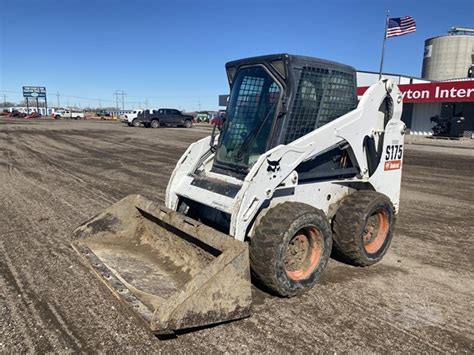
[{"left": 267, "top": 158, "right": 282, "bottom": 173}]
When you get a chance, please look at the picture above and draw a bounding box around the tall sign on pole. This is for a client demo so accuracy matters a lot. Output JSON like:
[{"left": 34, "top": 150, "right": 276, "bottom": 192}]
[{"left": 23, "top": 86, "right": 47, "bottom": 115}]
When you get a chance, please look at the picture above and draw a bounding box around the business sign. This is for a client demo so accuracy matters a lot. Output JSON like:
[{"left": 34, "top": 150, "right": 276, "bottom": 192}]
[
  {"left": 357, "top": 80, "right": 474, "bottom": 103},
  {"left": 23, "top": 86, "right": 47, "bottom": 98},
  {"left": 219, "top": 95, "right": 229, "bottom": 106}
]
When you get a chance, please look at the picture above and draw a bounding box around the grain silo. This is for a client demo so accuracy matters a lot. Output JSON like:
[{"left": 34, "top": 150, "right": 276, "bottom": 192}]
[{"left": 422, "top": 27, "right": 474, "bottom": 81}]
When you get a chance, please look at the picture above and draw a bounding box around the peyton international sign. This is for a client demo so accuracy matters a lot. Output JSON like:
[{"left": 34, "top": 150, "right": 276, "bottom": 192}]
[
  {"left": 23, "top": 86, "right": 47, "bottom": 98},
  {"left": 357, "top": 80, "right": 474, "bottom": 103}
]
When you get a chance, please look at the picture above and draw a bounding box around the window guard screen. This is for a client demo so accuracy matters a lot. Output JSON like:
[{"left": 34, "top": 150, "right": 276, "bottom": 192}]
[{"left": 284, "top": 66, "right": 356, "bottom": 144}]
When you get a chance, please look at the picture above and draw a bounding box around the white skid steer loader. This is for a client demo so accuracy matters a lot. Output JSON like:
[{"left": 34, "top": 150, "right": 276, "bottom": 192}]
[{"left": 72, "top": 54, "right": 405, "bottom": 334}]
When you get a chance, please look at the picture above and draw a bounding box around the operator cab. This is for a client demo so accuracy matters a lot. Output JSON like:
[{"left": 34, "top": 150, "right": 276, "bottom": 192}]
[{"left": 212, "top": 54, "right": 358, "bottom": 177}]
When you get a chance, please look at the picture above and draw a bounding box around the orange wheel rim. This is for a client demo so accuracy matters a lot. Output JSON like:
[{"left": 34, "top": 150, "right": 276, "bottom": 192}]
[
  {"left": 284, "top": 227, "right": 322, "bottom": 281},
  {"left": 363, "top": 209, "right": 389, "bottom": 254}
]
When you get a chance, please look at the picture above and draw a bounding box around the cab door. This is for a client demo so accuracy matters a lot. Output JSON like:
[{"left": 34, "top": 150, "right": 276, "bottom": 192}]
[{"left": 170, "top": 109, "right": 184, "bottom": 125}]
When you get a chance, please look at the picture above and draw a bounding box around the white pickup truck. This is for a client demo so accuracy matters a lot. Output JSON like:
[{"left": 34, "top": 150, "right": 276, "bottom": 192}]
[
  {"left": 121, "top": 110, "right": 143, "bottom": 126},
  {"left": 54, "top": 109, "right": 85, "bottom": 119}
]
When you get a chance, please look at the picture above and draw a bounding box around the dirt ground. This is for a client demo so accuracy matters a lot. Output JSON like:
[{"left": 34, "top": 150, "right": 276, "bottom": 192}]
[{"left": 0, "top": 119, "right": 473, "bottom": 353}]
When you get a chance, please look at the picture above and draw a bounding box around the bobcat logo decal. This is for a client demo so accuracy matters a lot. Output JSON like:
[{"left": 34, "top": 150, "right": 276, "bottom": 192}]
[{"left": 267, "top": 158, "right": 282, "bottom": 173}]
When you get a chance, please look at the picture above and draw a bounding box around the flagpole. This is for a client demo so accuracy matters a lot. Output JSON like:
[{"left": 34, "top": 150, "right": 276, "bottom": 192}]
[{"left": 378, "top": 11, "right": 390, "bottom": 79}]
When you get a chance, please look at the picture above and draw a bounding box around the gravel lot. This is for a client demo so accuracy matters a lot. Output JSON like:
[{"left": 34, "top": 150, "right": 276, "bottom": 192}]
[{"left": 0, "top": 119, "right": 473, "bottom": 353}]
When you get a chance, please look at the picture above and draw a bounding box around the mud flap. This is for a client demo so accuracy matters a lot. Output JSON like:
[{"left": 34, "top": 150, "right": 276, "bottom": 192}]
[{"left": 71, "top": 194, "right": 251, "bottom": 334}]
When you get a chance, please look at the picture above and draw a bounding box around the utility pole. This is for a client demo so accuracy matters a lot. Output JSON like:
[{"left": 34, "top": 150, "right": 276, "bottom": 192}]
[
  {"left": 2, "top": 94, "right": 7, "bottom": 107},
  {"left": 114, "top": 91, "right": 119, "bottom": 110},
  {"left": 56, "top": 91, "right": 60, "bottom": 108},
  {"left": 145, "top": 97, "right": 148, "bottom": 110},
  {"left": 113, "top": 90, "right": 126, "bottom": 111}
]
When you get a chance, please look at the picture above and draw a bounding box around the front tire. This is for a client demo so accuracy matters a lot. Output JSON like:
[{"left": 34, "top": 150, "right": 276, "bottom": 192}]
[
  {"left": 332, "top": 191, "right": 395, "bottom": 266},
  {"left": 184, "top": 120, "right": 192, "bottom": 128},
  {"left": 250, "top": 202, "right": 332, "bottom": 297},
  {"left": 151, "top": 119, "right": 160, "bottom": 128}
]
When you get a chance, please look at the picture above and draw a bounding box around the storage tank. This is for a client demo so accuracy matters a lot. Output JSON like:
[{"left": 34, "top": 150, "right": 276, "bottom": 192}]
[{"left": 422, "top": 28, "right": 474, "bottom": 81}]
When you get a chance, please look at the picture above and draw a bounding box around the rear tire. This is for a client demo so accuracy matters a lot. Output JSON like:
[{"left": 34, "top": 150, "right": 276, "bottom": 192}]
[
  {"left": 132, "top": 119, "right": 140, "bottom": 127},
  {"left": 151, "top": 119, "right": 160, "bottom": 128},
  {"left": 332, "top": 191, "right": 395, "bottom": 266},
  {"left": 250, "top": 202, "right": 332, "bottom": 297}
]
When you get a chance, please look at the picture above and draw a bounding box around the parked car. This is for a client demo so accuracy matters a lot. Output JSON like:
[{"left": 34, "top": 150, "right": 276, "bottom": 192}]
[
  {"left": 136, "top": 109, "right": 193, "bottom": 128},
  {"left": 121, "top": 110, "right": 143, "bottom": 126},
  {"left": 96, "top": 110, "right": 111, "bottom": 119},
  {"left": 195, "top": 112, "right": 209, "bottom": 123},
  {"left": 54, "top": 109, "right": 84, "bottom": 119}
]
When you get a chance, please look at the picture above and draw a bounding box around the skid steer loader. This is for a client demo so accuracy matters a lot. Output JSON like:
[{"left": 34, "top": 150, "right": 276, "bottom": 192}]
[{"left": 72, "top": 54, "right": 405, "bottom": 334}]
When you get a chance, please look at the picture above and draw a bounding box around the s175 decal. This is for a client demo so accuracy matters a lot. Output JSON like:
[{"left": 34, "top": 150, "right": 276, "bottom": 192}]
[
  {"left": 385, "top": 144, "right": 403, "bottom": 160},
  {"left": 384, "top": 144, "right": 403, "bottom": 171}
]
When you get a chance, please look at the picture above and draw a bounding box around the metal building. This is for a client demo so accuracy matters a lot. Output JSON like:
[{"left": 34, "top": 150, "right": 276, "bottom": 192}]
[{"left": 422, "top": 27, "right": 474, "bottom": 81}]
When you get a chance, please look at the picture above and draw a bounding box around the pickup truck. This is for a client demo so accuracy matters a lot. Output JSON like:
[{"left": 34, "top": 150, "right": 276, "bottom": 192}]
[
  {"left": 120, "top": 110, "right": 143, "bottom": 126},
  {"left": 136, "top": 108, "right": 193, "bottom": 128},
  {"left": 54, "top": 109, "right": 84, "bottom": 119}
]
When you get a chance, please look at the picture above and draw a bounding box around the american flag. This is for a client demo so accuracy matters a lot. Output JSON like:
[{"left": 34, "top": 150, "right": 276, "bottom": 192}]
[{"left": 386, "top": 16, "right": 416, "bottom": 38}]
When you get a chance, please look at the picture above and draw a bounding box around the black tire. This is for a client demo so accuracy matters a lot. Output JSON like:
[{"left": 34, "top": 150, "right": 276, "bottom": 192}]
[
  {"left": 250, "top": 202, "right": 332, "bottom": 297},
  {"left": 151, "top": 119, "right": 160, "bottom": 128},
  {"left": 132, "top": 119, "right": 140, "bottom": 127},
  {"left": 184, "top": 120, "right": 192, "bottom": 128},
  {"left": 332, "top": 191, "right": 395, "bottom": 267}
]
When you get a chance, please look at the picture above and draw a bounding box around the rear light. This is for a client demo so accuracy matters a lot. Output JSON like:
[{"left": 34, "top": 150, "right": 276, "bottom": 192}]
[{"left": 125, "top": 115, "right": 128, "bottom": 118}]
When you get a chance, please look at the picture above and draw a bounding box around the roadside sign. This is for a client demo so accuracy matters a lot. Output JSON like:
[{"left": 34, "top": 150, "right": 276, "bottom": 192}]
[
  {"left": 23, "top": 86, "right": 47, "bottom": 98},
  {"left": 219, "top": 95, "right": 229, "bottom": 107}
]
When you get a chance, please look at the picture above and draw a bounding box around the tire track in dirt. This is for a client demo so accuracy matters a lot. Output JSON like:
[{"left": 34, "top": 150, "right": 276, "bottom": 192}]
[
  {"left": 0, "top": 141, "right": 160, "bottom": 351},
  {"left": 0, "top": 174, "right": 122, "bottom": 351},
  {"left": 11, "top": 129, "right": 176, "bottom": 203},
  {"left": 0, "top": 243, "right": 66, "bottom": 351},
  {"left": 12, "top": 137, "right": 115, "bottom": 206},
  {"left": 0, "top": 177, "right": 83, "bottom": 350}
]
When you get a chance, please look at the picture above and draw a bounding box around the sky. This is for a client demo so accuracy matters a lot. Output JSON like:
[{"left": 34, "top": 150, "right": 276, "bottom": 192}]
[{"left": 1, "top": 0, "right": 473, "bottom": 111}]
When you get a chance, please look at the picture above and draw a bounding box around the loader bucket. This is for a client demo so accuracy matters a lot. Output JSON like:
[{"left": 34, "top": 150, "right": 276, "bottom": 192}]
[{"left": 71, "top": 194, "right": 251, "bottom": 334}]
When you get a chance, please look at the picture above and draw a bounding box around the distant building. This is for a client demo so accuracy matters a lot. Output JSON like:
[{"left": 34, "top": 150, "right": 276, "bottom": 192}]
[
  {"left": 422, "top": 27, "right": 474, "bottom": 81},
  {"left": 359, "top": 27, "right": 474, "bottom": 137},
  {"left": 2, "top": 106, "right": 55, "bottom": 115}
]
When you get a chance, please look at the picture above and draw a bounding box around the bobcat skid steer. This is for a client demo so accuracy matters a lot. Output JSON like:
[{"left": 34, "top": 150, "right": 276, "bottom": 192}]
[{"left": 72, "top": 54, "right": 405, "bottom": 334}]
